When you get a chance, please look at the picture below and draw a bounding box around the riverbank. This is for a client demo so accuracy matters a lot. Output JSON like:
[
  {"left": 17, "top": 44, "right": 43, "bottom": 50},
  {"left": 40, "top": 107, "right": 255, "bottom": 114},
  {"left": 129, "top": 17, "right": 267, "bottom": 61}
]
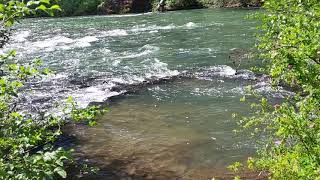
[
  {"left": 161, "top": 0, "right": 262, "bottom": 12},
  {"left": 56, "top": 0, "right": 262, "bottom": 16}
]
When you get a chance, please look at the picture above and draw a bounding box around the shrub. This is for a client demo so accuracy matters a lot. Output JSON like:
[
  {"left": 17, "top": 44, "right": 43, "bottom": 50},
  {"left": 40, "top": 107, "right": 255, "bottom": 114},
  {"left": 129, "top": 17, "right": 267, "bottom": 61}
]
[
  {"left": 231, "top": 0, "right": 320, "bottom": 179},
  {"left": 58, "top": 0, "right": 104, "bottom": 16},
  {"left": 0, "top": 1, "right": 105, "bottom": 179}
]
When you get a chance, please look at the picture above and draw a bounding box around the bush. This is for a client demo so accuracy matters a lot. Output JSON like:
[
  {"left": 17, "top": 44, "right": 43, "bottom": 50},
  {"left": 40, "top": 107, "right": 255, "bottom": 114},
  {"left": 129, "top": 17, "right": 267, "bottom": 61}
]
[
  {"left": 163, "top": 0, "right": 262, "bottom": 10},
  {"left": 58, "top": 0, "right": 103, "bottom": 16},
  {"left": 0, "top": 1, "right": 105, "bottom": 179},
  {"left": 231, "top": 0, "right": 320, "bottom": 179},
  {"left": 166, "top": 0, "right": 201, "bottom": 10}
]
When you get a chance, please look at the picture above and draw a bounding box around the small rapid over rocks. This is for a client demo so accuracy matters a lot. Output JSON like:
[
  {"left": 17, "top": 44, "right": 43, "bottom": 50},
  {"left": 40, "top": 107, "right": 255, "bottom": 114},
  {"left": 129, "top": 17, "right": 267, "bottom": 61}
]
[{"left": 5, "top": 9, "right": 290, "bottom": 179}]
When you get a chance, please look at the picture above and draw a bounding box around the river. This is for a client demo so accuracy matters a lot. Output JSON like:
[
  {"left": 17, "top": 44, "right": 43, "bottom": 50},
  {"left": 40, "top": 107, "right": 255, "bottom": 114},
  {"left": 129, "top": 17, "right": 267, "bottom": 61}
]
[{"left": 5, "top": 9, "right": 291, "bottom": 179}]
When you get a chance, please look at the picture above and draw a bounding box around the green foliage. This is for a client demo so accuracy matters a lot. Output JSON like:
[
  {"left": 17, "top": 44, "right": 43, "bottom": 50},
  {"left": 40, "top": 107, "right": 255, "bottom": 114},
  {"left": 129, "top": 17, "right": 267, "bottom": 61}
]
[
  {"left": 66, "top": 96, "right": 107, "bottom": 127},
  {"left": 232, "top": 0, "right": 320, "bottom": 179},
  {"left": 0, "top": 1, "right": 105, "bottom": 179},
  {"left": 0, "top": 50, "right": 71, "bottom": 180},
  {"left": 3, "top": 0, "right": 261, "bottom": 16},
  {"left": 164, "top": 0, "right": 261, "bottom": 10},
  {"left": 57, "top": 0, "right": 103, "bottom": 16},
  {"left": 0, "top": 0, "right": 61, "bottom": 23},
  {"left": 165, "top": 0, "right": 201, "bottom": 9}
]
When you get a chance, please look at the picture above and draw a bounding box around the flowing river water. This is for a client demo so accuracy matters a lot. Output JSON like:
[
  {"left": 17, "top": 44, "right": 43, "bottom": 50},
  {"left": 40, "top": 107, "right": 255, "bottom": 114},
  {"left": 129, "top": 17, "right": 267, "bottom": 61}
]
[{"left": 5, "top": 9, "right": 292, "bottom": 179}]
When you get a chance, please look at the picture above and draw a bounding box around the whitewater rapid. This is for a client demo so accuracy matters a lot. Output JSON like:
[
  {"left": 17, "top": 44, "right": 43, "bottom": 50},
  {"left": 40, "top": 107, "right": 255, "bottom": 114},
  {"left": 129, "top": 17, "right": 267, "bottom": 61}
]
[{"left": 3, "top": 11, "right": 292, "bottom": 111}]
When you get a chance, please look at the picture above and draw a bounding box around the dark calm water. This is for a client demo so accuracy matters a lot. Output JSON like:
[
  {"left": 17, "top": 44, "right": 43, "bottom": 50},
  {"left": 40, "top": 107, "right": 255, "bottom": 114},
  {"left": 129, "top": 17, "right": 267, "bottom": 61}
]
[{"left": 5, "top": 9, "right": 291, "bottom": 179}]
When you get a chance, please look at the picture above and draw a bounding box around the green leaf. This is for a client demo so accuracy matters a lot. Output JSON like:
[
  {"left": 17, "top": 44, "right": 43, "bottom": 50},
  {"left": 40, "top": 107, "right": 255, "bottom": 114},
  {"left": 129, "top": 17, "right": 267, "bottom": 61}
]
[
  {"left": 40, "top": 0, "right": 51, "bottom": 4},
  {"left": 49, "top": 5, "right": 61, "bottom": 11},
  {"left": 0, "top": 4, "right": 5, "bottom": 12},
  {"left": 36, "top": 4, "right": 47, "bottom": 12},
  {"left": 54, "top": 167, "right": 67, "bottom": 178}
]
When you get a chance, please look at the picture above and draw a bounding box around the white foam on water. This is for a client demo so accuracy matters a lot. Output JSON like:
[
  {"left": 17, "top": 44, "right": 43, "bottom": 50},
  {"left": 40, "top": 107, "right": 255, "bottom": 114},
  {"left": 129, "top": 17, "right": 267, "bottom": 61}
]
[
  {"left": 119, "top": 44, "right": 159, "bottom": 59},
  {"left": 101, "top": 48, "right": 111, "bottom": 54},
  {"left": 108, "top": 12, "right": 153, "bottom": 18},
  {"left": 235, "top": 69, "right": 256, "bottom": 80},
  {"left": 31, "top": 35, "right": 99, "bottom": 51},
  {"left": 208, "top": 65, "right": 237, "bottom": 77},
  {"left": 111, "top": 77, "right": 127, "bottom": 84},
  {"left": 144, "top": 58, "right": 179, "bottom": 79},
  {"left": 191, "top": 87, "right": 223, "bottom": 97},
  {"left": 66, "top": 58, "right": 179, "bottom": 108},
  {"left": 33, "top": 36, "right": 74, "bottom": 49},
  {"left": 194, "top": 65, "right": 294, "bottom": 98},
  {"left": 78, "top": 36, "right": 99, "bottom": 43},
  {"left": 44, "top": 73, "right": 68, "bottom": 81},
  {"left": 131, "top": 24, "right": 176, "bottom": 33},
  {"left": 102, "top": 29, "right": 128, "bottom": 37},
  {"left": 134, "top": 21, "right": 206, "bottom": 32},
  {"left": 111, "top": 75, "right": 144, "bottom": 85},
  {"left": 191, "top": 86, "right": 247, "bottom": 97},
  {"left": 252, "top": 81, "right": 295, "bottom": 98},
  {"left": 117, "top": 22, "right": 199, "bottom": 35},
  {"left": 112, "top": 59, "right": 121, "bottom": 67},
  {"left": 178, "top": 48, "right": 191, "bottom": 54},
  {"left": 120, "top": 51, "right": 150, "bottom": 59},
  {"left": 74, "top": 41, "right": 91, "bottom": 48},
  {"left": 74, "top": 36, "right": 99, "bottom": 48},
  {"left": 131, "top": 75, "right": 145, "bottom": 82},
  {"left": 141, "top": 44, "right": 160, "bottom": 51},
  {"left": 185, "top": 22, "right": 197, "bottom": 28},
  {"left": 211, "top": 22, "right": 224, "bottom": 27},
  {"left": 72, "top": 85, "right": 126, "bottom": 108},
  {"left": 149, "top": 30, "right": 159, "bottom": 33},
  {"left": 196, "top": 65, "right": 257, "bottom": 81},
  {"left": 13, "top": 30, "right": 31, "bottom": 42},
  {"left": 226, "top": 87, "right": 245, "bottom": 95}
]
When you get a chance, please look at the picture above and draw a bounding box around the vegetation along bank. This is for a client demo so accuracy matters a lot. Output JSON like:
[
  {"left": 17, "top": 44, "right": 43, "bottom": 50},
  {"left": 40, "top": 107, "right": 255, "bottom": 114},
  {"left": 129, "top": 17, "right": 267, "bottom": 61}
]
[{"left": 57, "top": 0, "right": 262, "bottom": 16}]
